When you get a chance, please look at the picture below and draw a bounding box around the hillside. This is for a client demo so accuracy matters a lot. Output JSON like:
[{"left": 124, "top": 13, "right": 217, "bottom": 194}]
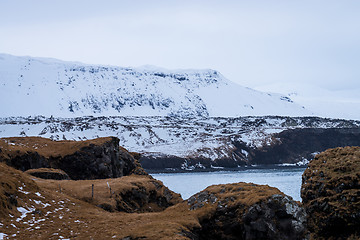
[
  {"left": 1, "top": 116, "right": 360, "bottom": 170},
  {"left": 0, "top": 53, "right": 310, "bottom": 118},
  {"left": 0, "top": 162, "right": 305, "bottom": 240},
  {"left": 1, "top": 138, "right": 359, "bottom": 239}
]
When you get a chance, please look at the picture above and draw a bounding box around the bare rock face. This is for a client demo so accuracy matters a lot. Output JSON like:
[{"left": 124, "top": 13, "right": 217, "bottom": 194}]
[
  {"left": 25, "top": 168, "right": 70, "bottom": 180},
  {"left": 0, "top": 137, "right": 141, "bottom": 180},
  {"left": 187, "top": 182, "right": 306, "bottom": 240},
  {"left": 301, "top": 146, "right": 360, "bottom": 239},
  {"left": 113, "top": 176, "right": 182, "bottom": 213}
]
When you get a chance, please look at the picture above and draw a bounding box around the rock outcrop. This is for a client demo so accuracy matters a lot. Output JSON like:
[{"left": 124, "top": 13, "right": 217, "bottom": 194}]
[
  {"left": 0, "top": 137, "right": 140, "bottom": 180},
  {"left": 114, "top": 176, "right": 182, "bottom": 213},
  {"left": 184, "top": 183, "right": 306, "bottom": 240},
  {"left": 25, "top": 168, "right": 70, "bottom": 180},
  {"left": 301, "top": 146, "right": 360, "bottom": 239}
]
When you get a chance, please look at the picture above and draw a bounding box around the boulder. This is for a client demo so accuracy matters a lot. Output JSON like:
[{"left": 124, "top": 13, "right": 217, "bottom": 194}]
[
  {"left": 25, "top": 168, "right": 70, "bottom": 180},
  {"left": 301, "top": 146, "right": 360, "bottom": 239},
  {"left": 0, "top": 137, "right": 141, "bottom": 180}
]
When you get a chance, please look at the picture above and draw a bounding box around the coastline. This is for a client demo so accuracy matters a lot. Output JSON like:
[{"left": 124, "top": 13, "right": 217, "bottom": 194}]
[{"left": 145, "top": 164, "right": 307, "bottom": 174}]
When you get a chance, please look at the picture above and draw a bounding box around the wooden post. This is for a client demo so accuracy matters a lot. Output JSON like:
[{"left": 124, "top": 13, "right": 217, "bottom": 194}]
[
  {"left": 107, "top": 182, "right": 112, "bottom": 197},
  {"left": 91, "top": 184, "right": 94, "bottom": 199}
]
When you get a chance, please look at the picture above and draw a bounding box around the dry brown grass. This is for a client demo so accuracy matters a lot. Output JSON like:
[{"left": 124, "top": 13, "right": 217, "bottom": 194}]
[
  {"left": 0, "top": 136, "right": 113, "bottom": 159},
  {"left": 0, "top": 162, "right": 192, "bottom": 239},
  {"left": 1, "top": 161, "right": 287, "bottom": 239},
  {"left": 0, "top": 162, "right": 39, "bottom": 217},
  {"left": 25, "top": 168, "right": 68, "bottom": 175},
  {"left": 0, "top": 134, "right": 296, "bottom": 240},
  {"left": 36, "top": 174, "right": 182, "bottom": 213}
]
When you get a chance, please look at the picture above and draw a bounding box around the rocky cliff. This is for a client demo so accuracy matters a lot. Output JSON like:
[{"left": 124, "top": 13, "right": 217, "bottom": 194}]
[
  {"left": 244, "top": 128, "right": 360, "bottom": 165},
  {"left": 141, "top": 127, "right": 360, "bottom": 170},
  {"left": 0, "top": 136, "right": 140, "bottom": 180}
]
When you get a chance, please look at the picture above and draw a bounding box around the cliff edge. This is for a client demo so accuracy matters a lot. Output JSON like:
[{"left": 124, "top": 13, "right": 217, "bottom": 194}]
[{"left": 0, "top": 136, "right": 142, "bottom": 180}]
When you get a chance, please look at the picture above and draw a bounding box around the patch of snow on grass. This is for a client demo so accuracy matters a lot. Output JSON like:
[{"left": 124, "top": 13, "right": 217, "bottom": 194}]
[
  {"left": 0, "top": 233, "right": 8, "bottom": 240},
  {"left": 18, "top": 186, "right": 30, "bottom": 195},
  {"left": 16, "top": 206, "right": 35, "bottom": 222}
]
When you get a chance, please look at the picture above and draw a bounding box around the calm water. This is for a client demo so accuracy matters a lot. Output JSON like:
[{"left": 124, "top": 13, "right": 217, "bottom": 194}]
[{"left": 151, "top": 168, "right": 305, "bottom": 201}]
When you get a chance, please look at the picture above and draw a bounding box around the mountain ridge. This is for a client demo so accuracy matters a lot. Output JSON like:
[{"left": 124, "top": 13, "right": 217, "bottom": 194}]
[{"left": 0, "top": 53, "right": 311, "bottom": 118}]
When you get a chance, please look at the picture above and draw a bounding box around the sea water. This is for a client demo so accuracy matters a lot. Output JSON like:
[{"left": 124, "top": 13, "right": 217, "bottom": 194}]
[{"left": 151, "top": 168, "right": 305, "bottom": 201}]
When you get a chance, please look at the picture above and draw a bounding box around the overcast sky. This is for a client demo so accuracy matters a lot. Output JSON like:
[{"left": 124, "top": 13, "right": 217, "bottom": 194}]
[{"left": 1, "top": 0, "right": 360, "bottom": 92}]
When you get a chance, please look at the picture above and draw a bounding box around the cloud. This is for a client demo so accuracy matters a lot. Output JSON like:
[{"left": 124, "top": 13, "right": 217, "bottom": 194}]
[{"left": 0, "top": 0, "right": 359, "bottom": 91}]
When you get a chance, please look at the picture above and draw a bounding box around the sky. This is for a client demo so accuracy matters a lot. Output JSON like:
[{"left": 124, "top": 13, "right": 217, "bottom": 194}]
[{"left": 1, "top": 0, "right": 360, "bottom": 92}]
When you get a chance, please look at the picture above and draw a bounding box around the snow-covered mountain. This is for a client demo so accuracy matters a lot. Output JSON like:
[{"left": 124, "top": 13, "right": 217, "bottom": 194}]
[{"left": 0, "top": 53, "right": 311, "bottom": 117}]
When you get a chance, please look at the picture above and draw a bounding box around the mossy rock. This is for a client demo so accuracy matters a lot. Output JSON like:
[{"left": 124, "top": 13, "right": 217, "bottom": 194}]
[{"left": 301, "top": 146, "right": 360, "bottom": 239}]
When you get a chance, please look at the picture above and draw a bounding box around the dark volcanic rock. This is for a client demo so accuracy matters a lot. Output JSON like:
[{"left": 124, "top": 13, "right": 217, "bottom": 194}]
[
  {"left": 121, "top": 148, "right": 147, "bottom": 176},
  {"left": 140, "top": 153, "right": 188, "bottom": 170},
  {"left": 114, "top": 176, "right": 182, "bottom": 213},
  {"left": 246, "top": 128, "right": 360, "bottom": 165},
  {"left": 25, "top": 168, "right": 70, "bottom": 180},
  {"left": 141, "top": 128, "right": 360, "bottom": 170},
  {"left": 301, "top": 146, "right": 360, "bottom": 239},
  {"left": 0, "top": 137, "right": 141, "bottom": 180},
  {"left": 187, "top": 182, "right": 306, "bottom": 240}
]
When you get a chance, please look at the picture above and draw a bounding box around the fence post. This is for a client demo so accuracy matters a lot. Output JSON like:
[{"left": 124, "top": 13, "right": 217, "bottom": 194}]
[
  {"left": 92, "top": 184, "right": 94, "bottom": 199},
  {"left": 107, "top": 182, "right": 112, "bottom": 197}
]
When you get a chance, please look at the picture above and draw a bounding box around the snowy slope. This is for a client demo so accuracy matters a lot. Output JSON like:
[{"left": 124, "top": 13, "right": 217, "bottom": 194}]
[
  {"left": 0, "top": 53, "right": 311, "bottom": 117},
  {"left": 1, "top": 116, "right": 359, "bottom": 164},
  {"left": 255, "top": 83, "right": 360, "bottom": 120}
]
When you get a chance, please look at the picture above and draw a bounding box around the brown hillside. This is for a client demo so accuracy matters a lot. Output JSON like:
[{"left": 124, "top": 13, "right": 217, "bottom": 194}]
[
  {"left": 0, "top": 162, "right": 184, "bottom": 239},
  {"left": 0, "top": 162, "right": 39, "bottom": 218},
  {"left": 0, "top": 162, "right": 306, "bottom": 239},
  {"left": 36, "top": 174, "right": 182, "bottom": 213}
]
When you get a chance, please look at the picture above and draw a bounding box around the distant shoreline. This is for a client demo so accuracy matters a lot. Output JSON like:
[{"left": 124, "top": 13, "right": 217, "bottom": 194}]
[{"left": 146, "top": 164, "right": 307, "bottom": 174}]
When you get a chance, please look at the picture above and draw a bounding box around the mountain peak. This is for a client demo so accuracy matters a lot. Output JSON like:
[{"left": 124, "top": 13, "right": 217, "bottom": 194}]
[{"left": 0, "top": 53, "right": 311, "bottom": 118}]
